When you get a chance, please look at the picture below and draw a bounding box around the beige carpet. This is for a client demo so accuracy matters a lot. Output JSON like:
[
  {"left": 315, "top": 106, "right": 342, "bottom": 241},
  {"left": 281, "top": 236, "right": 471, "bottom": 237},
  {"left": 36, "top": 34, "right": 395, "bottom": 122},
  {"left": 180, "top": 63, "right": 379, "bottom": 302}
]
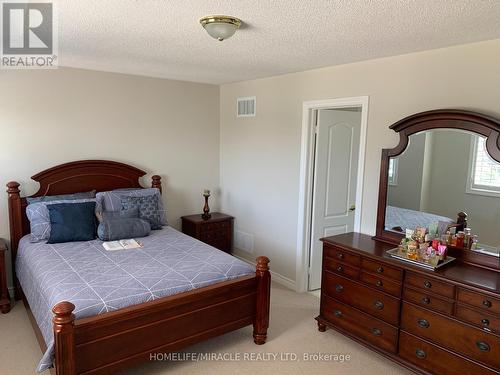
[{"left": 0, "top": 284, "right": 412, "bottom": 374}]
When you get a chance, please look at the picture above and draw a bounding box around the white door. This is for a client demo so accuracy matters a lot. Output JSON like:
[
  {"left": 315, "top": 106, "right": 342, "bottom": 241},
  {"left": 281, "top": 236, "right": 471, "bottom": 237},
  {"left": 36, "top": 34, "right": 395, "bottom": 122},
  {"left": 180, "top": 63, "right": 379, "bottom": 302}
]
[{"left": 308, "top": 108, "right": 361, "bottom": 290}]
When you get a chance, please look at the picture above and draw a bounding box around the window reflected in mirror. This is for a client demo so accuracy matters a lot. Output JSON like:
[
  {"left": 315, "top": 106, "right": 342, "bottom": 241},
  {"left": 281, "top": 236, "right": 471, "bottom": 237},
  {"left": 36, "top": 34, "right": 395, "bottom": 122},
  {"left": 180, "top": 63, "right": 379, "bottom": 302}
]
[{"left": 385, "top": 129, "right": 500, "bottom": 256}]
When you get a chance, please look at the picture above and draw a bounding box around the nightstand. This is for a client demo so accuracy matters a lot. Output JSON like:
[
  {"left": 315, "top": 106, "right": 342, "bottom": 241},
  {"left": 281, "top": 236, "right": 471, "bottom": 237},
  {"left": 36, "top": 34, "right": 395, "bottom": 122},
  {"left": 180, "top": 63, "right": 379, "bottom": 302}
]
[
  {"left": 181, "top": 213, "right": 234, "bottom": 253},
  {"left": 0, "top": 239, "right": 11, "bottom": 313}
]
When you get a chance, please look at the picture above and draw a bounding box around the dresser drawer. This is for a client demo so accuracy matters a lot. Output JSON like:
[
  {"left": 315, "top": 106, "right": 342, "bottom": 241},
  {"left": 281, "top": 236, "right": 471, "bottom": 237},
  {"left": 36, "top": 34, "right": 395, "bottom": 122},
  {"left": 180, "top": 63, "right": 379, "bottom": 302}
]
[
  {"left": 457, "top": 288, "right": 500, "bottom": 315},
  {"left": 456, "top": 304, "right": 500, "bottom": 334},
  {"left": 201, "top": 221, "right": 230, "bottom": 232},
  {"left": 403, "top": 287, "right": 454, "bottom": 315},
  {"left": 401, "top": 302, "right": 500, "bottom": 369},
  {"left": 361, "top": 258, "right": 402, "bottom": 281},
  {"left": 359, "top": 271, "right": 401, "bottom": 297},
  {"left": 323, "top": 245, "right": 360, "bottom": 267},
  {"left": 323, "top": 272, "right": 400, "bottom": 325},
  {"left": 200, "top": 230, "right": 227, "bottom": 242},
  {"left": 321, "top": 295, "right": 397, "bottom": 353},
  {"left": 399, "top": 331, "right": 497, "bottom": 375},
  {"left": 405, "top": 272, "right": 455, "bottom": 299},
  {"left": 324, "top": 258, "right": 359, "bottom": 280}
]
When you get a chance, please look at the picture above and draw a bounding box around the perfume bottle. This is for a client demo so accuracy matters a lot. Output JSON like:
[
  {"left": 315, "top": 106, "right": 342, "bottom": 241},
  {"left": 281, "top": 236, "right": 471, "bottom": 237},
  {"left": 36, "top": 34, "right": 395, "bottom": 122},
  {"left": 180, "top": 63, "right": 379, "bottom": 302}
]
[
  {"left": 464, "top": 228, "right": 472, "bottom": 249},
  {"left": 456, "top": 231, "right": 465, "bottom": 248},
  {"left": 471, "top": 235, "right": 479, "bottom": 250},
  {"left": 451, "top": 235, "right": 457, "bottom": 247}
]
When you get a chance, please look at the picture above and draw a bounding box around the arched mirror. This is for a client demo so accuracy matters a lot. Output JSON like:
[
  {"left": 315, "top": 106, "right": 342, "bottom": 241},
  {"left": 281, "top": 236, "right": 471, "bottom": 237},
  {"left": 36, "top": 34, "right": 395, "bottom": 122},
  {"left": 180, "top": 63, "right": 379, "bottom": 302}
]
[{"left": 375, "top": 110, "right": 500, "bottom": 262}]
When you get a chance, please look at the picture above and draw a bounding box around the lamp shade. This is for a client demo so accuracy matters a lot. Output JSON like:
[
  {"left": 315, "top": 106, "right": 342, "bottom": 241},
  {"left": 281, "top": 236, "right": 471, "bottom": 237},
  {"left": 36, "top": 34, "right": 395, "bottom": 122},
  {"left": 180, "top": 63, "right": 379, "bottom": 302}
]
[{"left": 200, "top": 16, "right": 242, "bottom": 41}]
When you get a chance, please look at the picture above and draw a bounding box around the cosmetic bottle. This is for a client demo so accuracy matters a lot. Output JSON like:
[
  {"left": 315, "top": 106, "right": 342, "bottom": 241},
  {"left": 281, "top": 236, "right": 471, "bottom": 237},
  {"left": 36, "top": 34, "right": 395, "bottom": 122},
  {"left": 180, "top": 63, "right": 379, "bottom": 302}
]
[
  {"left": 450, "top": 235, "right": 457, "bottom": 247},
  {"left": 456, "top": 231, "right": 465, "bottom": 248},
  {"left": 464, "top": 228, "right": 472, "bottom": 249},
  {"left": 471, "top": 235, "right": 479, "bottom": 251},
  {"left": 445, "top": 230, "right": 451, "bottom": 245}
]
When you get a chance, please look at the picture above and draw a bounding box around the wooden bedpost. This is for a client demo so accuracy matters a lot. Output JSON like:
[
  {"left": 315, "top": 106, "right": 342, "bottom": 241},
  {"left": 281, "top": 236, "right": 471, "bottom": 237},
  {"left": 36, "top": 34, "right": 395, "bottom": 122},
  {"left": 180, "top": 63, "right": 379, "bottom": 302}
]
[
  {"left": 53, "top": 302, "right": 76, "bottom": 375},
  {"left": 7, "top": 181, "right": 23, "bottom": 300},
  {"left": 151, "top": 175, "right": 162, "bottom": 193},
  {"left": 253, "top": 256, "right": 270, "bottom": 345}
]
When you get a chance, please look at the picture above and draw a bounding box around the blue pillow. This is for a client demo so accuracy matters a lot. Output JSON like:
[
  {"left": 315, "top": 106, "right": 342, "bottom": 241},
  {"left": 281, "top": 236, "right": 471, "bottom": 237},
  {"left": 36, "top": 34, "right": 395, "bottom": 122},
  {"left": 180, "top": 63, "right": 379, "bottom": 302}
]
[
  {"left": 26, "top": 198, "right": 97, "bottom": 242},
  {"left": 96, "top": 188, "right": 167, "bottom": 225},
  {"left": 121, "top": 195, "right": 162, "bottom": 230},
  {"left": 97, "top": 218, "right": 151, "bottom": 241},
  {"left": 47, "top": 202, "right": 97, "bottom": 244},
  {"left": 97, "top": 207, "right": 139, "bottom": 223}
]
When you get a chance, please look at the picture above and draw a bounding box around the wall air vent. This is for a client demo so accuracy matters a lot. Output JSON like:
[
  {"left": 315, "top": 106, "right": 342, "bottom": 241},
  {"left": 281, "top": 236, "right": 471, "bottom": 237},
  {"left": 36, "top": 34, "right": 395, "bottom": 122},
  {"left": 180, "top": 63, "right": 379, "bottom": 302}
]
[{"left": 237, "top": 96, "right": 256, "bottom": 117}]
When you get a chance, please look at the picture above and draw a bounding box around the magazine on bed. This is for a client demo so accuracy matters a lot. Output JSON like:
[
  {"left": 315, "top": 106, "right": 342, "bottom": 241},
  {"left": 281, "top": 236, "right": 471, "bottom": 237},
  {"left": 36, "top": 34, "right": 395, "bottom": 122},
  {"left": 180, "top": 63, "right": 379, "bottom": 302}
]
[{"left": 102, "top": 239, "right": 143, "bottom": 251}]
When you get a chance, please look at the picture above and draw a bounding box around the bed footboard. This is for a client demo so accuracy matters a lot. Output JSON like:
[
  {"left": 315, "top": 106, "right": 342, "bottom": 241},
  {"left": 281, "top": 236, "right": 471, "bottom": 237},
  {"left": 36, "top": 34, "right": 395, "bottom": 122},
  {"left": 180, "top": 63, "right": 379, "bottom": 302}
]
[{"left": 52, "top": 257, "right": 271, "bottom": 375}]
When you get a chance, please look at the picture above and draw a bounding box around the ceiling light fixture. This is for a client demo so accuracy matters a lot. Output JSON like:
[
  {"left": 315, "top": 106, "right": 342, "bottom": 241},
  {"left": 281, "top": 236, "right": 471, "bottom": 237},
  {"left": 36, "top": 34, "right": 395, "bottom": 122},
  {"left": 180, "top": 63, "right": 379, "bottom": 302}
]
[{"left": 199, "top": 15, "right": 242, "bottom": 41}]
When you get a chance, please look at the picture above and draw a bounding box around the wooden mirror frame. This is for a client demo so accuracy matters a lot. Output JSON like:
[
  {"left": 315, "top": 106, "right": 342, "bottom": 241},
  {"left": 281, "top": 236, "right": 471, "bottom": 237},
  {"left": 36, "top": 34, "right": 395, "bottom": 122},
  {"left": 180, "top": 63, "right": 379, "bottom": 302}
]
[{"left": 374, "top": 109, "right": 500, "bottom": 246}]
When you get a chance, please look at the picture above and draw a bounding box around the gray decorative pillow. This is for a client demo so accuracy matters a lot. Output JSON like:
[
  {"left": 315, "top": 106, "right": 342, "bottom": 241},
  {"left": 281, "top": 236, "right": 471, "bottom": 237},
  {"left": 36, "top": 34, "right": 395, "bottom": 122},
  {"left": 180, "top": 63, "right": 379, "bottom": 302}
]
[
  {"left": 98, "top": 207, "right": 139, "bottom": 223},
  {"left": 26, "top": 198, "right": 97, "bottom": 242},
  {"left": 96, "top": 188, "right": 166, "bottom": 225},
  {"left": 121, "top": 195, "right": 162, "bottom": 230},
  {"left": 97, "top": 218, "right": 151, "bottom": 241},
  {"left": 26, "top": 190, "right": 96, "bottom": 204}
]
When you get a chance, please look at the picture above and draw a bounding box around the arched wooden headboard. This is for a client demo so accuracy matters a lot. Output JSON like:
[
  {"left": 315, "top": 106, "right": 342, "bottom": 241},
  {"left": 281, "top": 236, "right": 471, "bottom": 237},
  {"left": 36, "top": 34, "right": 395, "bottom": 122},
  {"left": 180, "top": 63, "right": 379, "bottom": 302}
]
[{"left": 6, "top": 160, "right": 162, "bottom": 299}]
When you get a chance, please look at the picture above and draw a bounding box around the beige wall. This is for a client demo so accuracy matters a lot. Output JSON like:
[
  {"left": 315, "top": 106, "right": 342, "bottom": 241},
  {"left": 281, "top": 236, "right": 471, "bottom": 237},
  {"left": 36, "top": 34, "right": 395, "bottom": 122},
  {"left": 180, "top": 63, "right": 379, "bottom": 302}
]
[
  {"left": 220, "top": 39, "right": 500, "bottom": 284},
  {"left": 0, "top": 67, "right": 220, "bottom": 287},
  {"left": 387, "top": 133, "right": 426, "bottom": 211},
  {"left": 426, "top": 131, "right": 500, "bottom": 247}
]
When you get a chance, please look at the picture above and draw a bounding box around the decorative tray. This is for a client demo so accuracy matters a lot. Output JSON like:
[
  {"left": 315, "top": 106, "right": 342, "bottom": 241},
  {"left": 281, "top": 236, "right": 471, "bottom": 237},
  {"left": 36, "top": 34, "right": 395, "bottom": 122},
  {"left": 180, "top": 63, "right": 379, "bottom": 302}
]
[{"left": 385, "top": 248, "right": 456, "bottom": 271}]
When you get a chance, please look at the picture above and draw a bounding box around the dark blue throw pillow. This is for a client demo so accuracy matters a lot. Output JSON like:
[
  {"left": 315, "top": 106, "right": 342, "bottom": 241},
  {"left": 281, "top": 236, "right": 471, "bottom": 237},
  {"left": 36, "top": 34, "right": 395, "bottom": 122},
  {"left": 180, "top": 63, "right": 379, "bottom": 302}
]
[{"left": 47, "top": 202, "right": 97, "bottom": 244}]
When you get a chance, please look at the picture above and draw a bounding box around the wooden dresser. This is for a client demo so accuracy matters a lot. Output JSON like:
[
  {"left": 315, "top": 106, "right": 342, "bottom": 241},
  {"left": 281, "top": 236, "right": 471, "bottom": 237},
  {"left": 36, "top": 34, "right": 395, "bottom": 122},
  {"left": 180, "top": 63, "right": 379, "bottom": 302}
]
[
  {"left": 0, "top": 239, "right": 10, "bottom": 314},
  {"left": 316, "top": 232, "right": 500, "bottom": 375},
  {"left": 181, "top": 213, "right": 234, "bottom": 253}
]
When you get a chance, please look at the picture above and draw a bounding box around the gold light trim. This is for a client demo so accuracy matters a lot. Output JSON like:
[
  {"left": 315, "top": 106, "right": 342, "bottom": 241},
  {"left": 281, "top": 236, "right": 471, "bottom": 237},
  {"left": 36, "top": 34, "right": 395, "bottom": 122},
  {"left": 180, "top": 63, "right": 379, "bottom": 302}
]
[{"left": 199, "top": 15, "right": 242, "bottom": 28}]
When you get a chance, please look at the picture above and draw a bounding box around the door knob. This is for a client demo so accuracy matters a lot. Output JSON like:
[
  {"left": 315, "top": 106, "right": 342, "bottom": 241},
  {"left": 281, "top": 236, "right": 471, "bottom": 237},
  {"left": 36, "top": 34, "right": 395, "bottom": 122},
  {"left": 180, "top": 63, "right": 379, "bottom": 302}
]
[{"left": 349, "top": 205, "right": 356, "bottom": 212}]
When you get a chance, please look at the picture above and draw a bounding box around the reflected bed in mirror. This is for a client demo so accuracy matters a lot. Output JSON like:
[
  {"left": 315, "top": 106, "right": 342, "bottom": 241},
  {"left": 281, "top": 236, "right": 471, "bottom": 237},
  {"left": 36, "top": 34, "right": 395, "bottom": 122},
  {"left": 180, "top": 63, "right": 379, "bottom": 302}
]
[
  {"left": 374, "top": 110, "right": 500, "bottom": 263},
  {"left": 385, "top": 129, "right": 500, "bottom": 256}
]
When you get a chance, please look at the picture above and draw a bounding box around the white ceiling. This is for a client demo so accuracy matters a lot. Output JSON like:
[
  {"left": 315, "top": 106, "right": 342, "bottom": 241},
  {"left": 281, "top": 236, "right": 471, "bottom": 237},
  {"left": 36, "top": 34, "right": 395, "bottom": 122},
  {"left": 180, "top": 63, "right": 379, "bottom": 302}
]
[{"left": 57, "top": 0, "right": 500, "bottom": 84}]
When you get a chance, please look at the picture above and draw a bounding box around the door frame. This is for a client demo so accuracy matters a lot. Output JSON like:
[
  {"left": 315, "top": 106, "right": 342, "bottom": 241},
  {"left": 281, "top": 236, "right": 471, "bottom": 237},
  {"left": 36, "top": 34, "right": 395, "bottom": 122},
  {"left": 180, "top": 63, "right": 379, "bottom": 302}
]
[{"left": 296, "top": 96, "right": 369, "bottom": 292}]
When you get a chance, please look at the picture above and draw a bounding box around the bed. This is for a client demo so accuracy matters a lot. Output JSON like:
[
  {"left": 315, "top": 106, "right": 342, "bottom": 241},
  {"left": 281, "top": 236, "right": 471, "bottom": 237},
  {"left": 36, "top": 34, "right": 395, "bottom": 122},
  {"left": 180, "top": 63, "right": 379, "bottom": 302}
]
[
  {"left": 6, "top": 160, "right": 271, "bottom": 375},
  {"left": 384, "top": 205, "right": 455, "bottom": 232}
]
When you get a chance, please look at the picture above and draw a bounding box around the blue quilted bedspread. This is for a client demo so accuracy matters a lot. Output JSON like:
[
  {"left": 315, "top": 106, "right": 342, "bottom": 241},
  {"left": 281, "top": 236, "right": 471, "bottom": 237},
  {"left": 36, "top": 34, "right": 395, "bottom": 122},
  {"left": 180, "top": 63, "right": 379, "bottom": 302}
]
[{"left": 16, "top": 226, "right": 254, "bottom": 372}]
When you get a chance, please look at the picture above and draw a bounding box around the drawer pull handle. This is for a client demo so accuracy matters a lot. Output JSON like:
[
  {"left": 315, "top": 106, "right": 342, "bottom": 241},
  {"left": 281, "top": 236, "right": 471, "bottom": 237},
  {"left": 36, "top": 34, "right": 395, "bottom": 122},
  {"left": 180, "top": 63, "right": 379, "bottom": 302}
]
[
  {"left": 374, "top": 300, "right": 384, "bottom": 310},
  {"left": 376, "top": 266, "right": 384, "bottom": 273},
  {"left": 335, "top": 284, "right": 344, "bottom": 292},
  {"left": 337, "top": 253, "right": 344, "bottom": 260},
  {"left": 371, "top": 328, "right": 382, "bottom": 336},
  {"left": 334, "top": 310, "right": 343, "bottom": 318},
  {"left": 476, "top": 341, "right": 490, "bottom": 352},
  {"left": 483, "top": 300, "right": 492, "bottom": 308},
  {"left": 481, "top": 318, "right": 490, "bottom": 326},
  {"left": 424, "top": 281, "right": 432, "bottom": 288},
  {"left": 422, "top": 297, "right": 430, "bottom": 305},
  {"left": 336, "top": 265, "right": 343, "bottom": 272},
  {"left": 415, "top": 349, "right": 427, "bottom": 359},
  {"left": 376, "top": 280, "right": 383, "bottom": 287},
  {"left": 417, "top": 319, "right": 430, "bottom": 329}
]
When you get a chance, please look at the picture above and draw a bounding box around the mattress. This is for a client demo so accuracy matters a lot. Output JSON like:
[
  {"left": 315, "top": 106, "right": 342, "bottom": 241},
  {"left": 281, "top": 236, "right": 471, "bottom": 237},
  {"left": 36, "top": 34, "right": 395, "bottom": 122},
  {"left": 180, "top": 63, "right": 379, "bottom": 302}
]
[
  {"left": 16, "top": 226, "right": 254, "bottom": 372},
  {"left": 385, "top": 205, "right": 454, "bottom": 232}
]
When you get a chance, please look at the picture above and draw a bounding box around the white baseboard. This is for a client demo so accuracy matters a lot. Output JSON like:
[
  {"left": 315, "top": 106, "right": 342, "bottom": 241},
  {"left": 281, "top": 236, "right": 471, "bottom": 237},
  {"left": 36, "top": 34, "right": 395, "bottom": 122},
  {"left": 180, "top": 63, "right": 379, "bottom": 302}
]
[{"left": 232, "top": 254, "right": 296, "bottom": 291}]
